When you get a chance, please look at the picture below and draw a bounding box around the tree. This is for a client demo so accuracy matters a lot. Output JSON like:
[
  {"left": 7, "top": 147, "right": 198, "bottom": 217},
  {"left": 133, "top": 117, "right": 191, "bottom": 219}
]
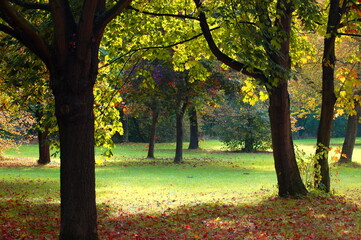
[
  {"left": 191, "top": 0, "right": 316, "bottom": 196},
  {"left": 0, "top": 0, "right": 132, "bottom": 238},
  {"left": 188, "top": 105, "right": 199, "bottom": 149},
  {"left": 314, "top": 0, "right": 356, "bottom": 192},
  {"left": 339, "top": 98, "right": 361, "bottom": 163},
  {"left": 0, "top": 35, "right": 55, "bottom": 165}
]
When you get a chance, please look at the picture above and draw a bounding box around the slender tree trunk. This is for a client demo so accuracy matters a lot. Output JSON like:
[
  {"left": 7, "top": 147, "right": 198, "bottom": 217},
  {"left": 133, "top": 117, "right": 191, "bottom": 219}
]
[
  {"left": 37, "top": 128, "right": 50, "bottom": 165},
  {"left": 339, "top": 102, "right": 361, "bottom": 163},
  {"left": 35, "top": 109, "right": 51, "bottom": 165},
  {"left": 119, "top": 108, "right": 129, "bottom": 143},
  {"left": 174, "top": 102, "right": 188, "bottom": 163},
  {"left": 268, "top": 82, "right": 308, "bottom": 197},
  {"left": 147, "top": 106, "right": 159, "bottom": 158},
  {"left": 188, "top": 106, "right": 199, "bottom": 149},
  {"left": 52, "top": 52, "right": 98, "bottom": 239},
  {"left": 314, "top": 0, "right": 343, "bottom": 192}
]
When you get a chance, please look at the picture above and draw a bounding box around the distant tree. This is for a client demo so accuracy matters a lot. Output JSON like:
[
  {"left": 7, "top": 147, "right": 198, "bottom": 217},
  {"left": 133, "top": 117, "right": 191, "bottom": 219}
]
[{"left": 339, "top": 100, "right": 361, "bottom": 163}]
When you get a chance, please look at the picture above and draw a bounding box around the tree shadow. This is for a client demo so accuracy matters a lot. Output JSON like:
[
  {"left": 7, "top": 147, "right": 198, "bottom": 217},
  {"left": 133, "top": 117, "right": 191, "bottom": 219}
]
[{"left": 99, "top": 195, "right": 361, "bottom": 239}]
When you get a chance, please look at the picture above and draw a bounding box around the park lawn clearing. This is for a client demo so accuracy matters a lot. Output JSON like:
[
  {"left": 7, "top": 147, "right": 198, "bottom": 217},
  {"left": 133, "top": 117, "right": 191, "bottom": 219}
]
[{"left": 1, "top": 140, "right": 361, "bottom": 239}]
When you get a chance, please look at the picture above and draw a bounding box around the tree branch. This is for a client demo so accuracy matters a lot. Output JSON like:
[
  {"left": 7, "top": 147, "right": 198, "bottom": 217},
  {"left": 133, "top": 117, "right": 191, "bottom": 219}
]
[
  {"left": 49, "top": 0, "right": 76, "bottom": 66},
  {"left": 338, "top": 32, "right": 361, "bottom": 37},
  {"left": 193, "top": 0, "right": 267, "bottom": 82},
  {"left": 0, "top": 0, "right": 51, "bottom": 66},
  {"left": 9, "top": 0, "right": 50, "bottom": 11},
  {"left": 95, "top": 0, "right": 133, "bottom": 33},
  {"left": 0, "top": 23, "right": 18, "bottom": 37},
  {"left": 127, "top": 5, "right": 200, "bottom": 21},
  {"left": 100, "top": 27, "right": 219, "bottom": 69}
]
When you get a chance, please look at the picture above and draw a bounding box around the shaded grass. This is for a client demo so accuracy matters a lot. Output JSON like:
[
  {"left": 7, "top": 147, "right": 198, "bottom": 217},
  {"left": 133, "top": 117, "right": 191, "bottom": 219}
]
[{"left": 1, "top": 139, "right": 361, "bottom": 239}]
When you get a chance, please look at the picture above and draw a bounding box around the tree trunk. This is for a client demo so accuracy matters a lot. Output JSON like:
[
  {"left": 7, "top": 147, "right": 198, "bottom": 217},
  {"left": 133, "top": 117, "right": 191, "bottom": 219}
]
[
  {"left": 268, "top": 82, "right": 308, "bottom": 197},
  {"left": 119, "top": 108, "right": 129, "bottom": 143},
  {"left": 147, "top": 106, "right": 159, "bottom": 158},
  {"left": 37, "top": 128, "right": 50, "bottom": 165},
  {"left": 267, "top": 1, "right": 307, "bottom": 197},
  {"left": 188, "top": 106, "right": 199, "bottom": 149},
  {"left": 52, "top": 52, "right": 98, "bottom": 239},
  {"left": 194, "top": 0, "right": 307, "bottom": 197},
  {"left": 35, "top": 108, "right": 51, "bottom": 165},
  {"left": 174, "top": 102, "right": 188, "bottom": 163},
  {"left": 339, "top": 103, "right": 361, "bottom": 163},
  {"left": 314, "top": 0, "right": 342, "bottom": 192}
]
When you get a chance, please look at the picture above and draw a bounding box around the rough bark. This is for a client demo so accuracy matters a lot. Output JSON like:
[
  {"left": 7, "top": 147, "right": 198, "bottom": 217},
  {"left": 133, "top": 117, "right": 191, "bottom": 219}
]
[
  {"left": 50, "top": 33, "right": 101, "bottom": 238},
  {"left": 53, "top": 74, "right": 97, "bottom": 239},
  {"left": 339, "top": 102, "right": 361, "bottom": 163},
  {"left": 188, "top": 106, "right": 199, "bottom": 149},
  {"left": 147, "top": 106, "right": 159, "bottom": 158},
  {"left": 314, "top": 0, "right": 345, "bottom": 192}
]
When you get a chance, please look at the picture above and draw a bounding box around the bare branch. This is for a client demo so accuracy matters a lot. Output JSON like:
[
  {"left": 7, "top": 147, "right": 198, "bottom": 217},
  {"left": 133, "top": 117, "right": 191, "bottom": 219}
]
[
  {"left": 338, "top": 32, "right": 361, "bottom": 37},
  {"left": 127, "top": 5, "right": 200, "bottom": 21},
  {"left": 9, "top": 0, "right": 50, "bottom": 11}
]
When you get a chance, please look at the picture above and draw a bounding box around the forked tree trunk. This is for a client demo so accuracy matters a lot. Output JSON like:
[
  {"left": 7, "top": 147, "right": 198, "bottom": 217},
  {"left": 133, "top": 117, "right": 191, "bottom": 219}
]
[
  {"left": 339, "top": 103, "right": 361, "bottom": 163},
  {"left": 52, "top": 53, "right": 98, "bottom": 239},
  {"left": 147, "top": 106, "right": 159, "bottom": 158},
  {"left": 37, "top": 128, "right": 50, "bottom": 165},
  {"left": 188, "top": 106, "right": 199, "bottom": 149},
  {"left": 268, "top": 82, "right": 308, "bottom": 197}
]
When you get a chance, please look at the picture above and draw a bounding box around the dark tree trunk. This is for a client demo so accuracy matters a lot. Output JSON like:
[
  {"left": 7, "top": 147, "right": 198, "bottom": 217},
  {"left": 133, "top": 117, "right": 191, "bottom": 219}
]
[
  {"left": 194, "top": 0, "right": 307, "bottom": 197},
  {"left": 268, "top": 82, "right": 308, "bottom": 197},
  {"left": 314, "top": 0, "right": 343, "bottom": 192},
  {"left": 147, "top": 106, "right": 159, "bottom": 158},
  {"left": 188, "top": 106, "right": 199, "bottom": 149},
  {"left": 35, "top": 108, "right": 51, "bottom": 165},
  {"left": 37, "top": 128, "right": 51, "bottom": 165},
  {"left": 119, "top": 108, "right": 129, "bottom": 143},
  {"left": 174, "top": 102, "right": 188, "bottom": 163},
  {"left": 267, "top": 1, "right": 307, "bottom": 197},
  {"left": 339, "top": 102, "right": 361, "bottom": 163},
  {"left": 52, "top": 52, "right": 98, "bottom": 239},
  {"left": 131, "top": 117, "right": 147, "bottom": 142}
]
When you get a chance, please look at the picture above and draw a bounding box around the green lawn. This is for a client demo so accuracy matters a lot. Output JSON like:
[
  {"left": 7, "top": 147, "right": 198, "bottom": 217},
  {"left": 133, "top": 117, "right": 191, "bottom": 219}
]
[{"left": 1, "top": 139, "right": 361, "bottom": 239}]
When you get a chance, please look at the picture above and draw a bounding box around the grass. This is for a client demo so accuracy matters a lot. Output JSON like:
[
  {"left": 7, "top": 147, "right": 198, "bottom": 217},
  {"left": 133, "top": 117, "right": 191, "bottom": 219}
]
[{"left": 1, "top": 139, "right": 361, "bottom": 239}]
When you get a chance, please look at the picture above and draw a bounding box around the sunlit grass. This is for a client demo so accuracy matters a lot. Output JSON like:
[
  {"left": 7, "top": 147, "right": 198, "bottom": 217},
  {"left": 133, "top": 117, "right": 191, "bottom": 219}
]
[{"left": 1, "top": 138, "right": 361, "bottom": 239}]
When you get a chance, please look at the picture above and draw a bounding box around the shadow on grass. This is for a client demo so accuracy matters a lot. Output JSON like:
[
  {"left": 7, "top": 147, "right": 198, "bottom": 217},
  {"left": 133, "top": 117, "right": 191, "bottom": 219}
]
[
  {"left": 98, "top": 195, "right": 361, "bottom": 240},
  {"left": 1, "top": 190, "right": 360, "bottom": 240}
]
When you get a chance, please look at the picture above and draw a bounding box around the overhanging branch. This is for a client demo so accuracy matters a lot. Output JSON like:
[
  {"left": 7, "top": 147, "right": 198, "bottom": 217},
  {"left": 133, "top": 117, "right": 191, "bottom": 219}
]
[
  {"left": 338, "top": 32, "right": 361, "bottom": 37},
  {"left": 127, "top": 5, "right": 199, "bottom": 21},
  {"left": 9, "top": 0, "right": 50, "bottom": 11},
  {"left": 100, "top": 27, "right": 219, "bottom": 69},
  {"left": 193, "top": 0, "right": 267, "bottom": 82}
]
